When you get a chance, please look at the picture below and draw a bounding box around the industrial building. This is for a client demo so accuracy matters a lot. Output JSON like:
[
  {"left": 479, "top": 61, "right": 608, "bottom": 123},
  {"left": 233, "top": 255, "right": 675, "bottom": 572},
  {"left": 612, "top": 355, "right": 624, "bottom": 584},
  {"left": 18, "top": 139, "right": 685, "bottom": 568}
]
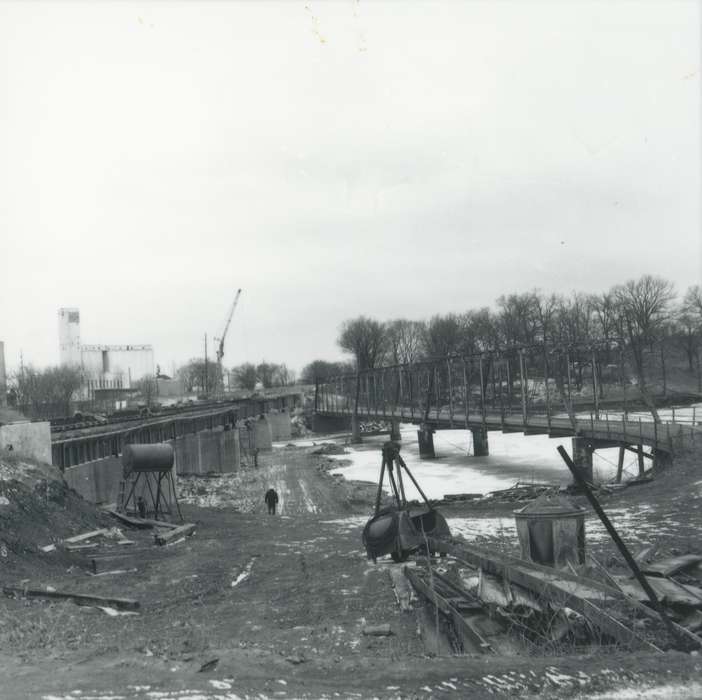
[{"left": 58, "top": 308, "right": 155, "bottom": 392}]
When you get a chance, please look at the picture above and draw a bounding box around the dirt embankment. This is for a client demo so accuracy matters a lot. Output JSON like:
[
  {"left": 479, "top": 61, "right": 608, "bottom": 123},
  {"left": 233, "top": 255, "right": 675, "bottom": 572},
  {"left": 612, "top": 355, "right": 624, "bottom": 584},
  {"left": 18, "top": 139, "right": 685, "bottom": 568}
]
[{"left": 1, "top": 444, "right": 702, "bottom": 698}]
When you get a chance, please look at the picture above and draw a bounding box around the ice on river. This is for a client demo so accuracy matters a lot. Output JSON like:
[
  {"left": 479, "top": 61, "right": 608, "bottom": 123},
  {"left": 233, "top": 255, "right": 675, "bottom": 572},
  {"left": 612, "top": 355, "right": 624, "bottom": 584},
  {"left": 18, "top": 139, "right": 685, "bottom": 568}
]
[{"left": 327, "top": 423, "right": 629, "bottom": 499}]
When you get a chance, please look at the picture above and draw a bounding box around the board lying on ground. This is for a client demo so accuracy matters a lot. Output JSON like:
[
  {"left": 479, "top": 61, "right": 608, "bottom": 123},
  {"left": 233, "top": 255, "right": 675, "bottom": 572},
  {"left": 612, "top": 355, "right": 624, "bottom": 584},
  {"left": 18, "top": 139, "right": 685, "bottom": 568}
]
[
  {"left": 3, "top": 586, "right": 140, "bottom": 611},
  {"left": 106, "top": 509, "right": 180, "bottom": 529}
]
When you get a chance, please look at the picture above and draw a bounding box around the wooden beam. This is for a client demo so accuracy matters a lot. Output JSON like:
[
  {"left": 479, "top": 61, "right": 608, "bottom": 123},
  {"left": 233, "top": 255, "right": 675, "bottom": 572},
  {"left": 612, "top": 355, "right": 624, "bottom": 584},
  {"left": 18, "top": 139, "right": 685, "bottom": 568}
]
[
  {"left": 3, "top": 586, "right": 140, "bottom": 611},
  {"left": 106, "top": 509, "right": 180, "bottom": 530},
  {"left": 63, "top": 528, "right": 109, "bottom": 544},
  {"left": 404, "top": 567, "right": 493, "bottom": 654},
  {"left": 155, "top": 523, "right": 197, "bottom": 546}
]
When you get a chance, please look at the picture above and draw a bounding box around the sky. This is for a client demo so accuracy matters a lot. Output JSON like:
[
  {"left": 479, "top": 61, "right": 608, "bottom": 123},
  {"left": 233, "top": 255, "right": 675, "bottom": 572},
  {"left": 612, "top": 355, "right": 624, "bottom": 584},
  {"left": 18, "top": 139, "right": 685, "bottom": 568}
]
[{"left": 1, "top": 0, "right": 700, "bottom": 376}]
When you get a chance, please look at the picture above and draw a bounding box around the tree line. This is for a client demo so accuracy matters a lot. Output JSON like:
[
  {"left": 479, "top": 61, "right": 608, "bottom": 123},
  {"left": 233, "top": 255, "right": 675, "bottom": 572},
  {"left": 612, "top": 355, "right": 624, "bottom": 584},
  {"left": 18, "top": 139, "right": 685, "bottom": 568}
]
[
  {"left": 176, "top": 359, "right": 297, "bottom": 393},
  {"left": 304, "top": 275, "right": 702, "bottom": 416}
]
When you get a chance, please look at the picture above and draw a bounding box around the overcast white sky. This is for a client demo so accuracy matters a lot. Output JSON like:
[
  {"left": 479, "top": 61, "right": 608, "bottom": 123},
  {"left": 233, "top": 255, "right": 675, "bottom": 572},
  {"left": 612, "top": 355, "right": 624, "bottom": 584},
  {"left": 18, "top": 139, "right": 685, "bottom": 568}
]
[{"left": 1, "top": 1, "right": 700, "bottom": 375}]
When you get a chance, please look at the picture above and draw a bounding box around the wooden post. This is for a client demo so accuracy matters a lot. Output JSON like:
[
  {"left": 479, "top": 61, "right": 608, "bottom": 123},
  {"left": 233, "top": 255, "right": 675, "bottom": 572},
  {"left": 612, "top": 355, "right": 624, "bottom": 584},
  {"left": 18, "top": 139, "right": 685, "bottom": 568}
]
[
  {"left": 616, "top": 445, "right": 625, "bottom": 483},
  {"left": 557, "top": 445, "right": 677, "bottom": 640},
  {"left": 447, "top": 358, "right": 454, "bottom": 428},
  {"left": 637, "top": 445, "right": 645, "bottom": 476}
]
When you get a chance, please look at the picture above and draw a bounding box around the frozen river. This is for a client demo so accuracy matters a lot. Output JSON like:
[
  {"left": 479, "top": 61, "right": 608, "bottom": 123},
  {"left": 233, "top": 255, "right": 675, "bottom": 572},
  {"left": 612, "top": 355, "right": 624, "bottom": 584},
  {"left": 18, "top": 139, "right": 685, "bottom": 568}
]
[{"left": 290, "top": 424, "right": 640, "bottom": 501}]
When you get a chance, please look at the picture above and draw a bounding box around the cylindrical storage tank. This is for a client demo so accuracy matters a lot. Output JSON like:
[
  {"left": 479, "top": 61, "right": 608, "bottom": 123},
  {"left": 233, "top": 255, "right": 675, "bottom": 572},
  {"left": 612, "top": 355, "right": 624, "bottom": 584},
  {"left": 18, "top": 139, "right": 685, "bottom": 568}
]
[
  {"left": 514, "top": 494, "right": 585, "bottom": 567},
  {"left": 122, "top": 443, "right": 175, "bottom": 477}
]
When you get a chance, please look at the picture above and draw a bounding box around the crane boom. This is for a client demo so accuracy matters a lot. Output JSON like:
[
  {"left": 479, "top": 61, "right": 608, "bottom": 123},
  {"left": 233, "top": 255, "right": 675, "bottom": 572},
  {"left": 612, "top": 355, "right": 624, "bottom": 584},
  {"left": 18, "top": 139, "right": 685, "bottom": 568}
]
[{"left": 216, "top": 288, "right": 242, "bottom": 364}]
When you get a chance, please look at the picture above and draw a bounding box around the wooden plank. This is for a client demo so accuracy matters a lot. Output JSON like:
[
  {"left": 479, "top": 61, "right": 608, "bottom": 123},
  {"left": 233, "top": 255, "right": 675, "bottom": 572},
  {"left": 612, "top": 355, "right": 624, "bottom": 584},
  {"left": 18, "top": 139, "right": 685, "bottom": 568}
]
[
  {"left": 477, "top": 568, "right": 511, "bottom": 607},
  {"left": 64, "top": 543, "right": 100, "bottom": 552},
  {"left": 616, "top": 576, "right": 702, "bottom": 607},
  {"left": 643, "top": 555, "right": 702, "bottom": 578},
  {"left": 63, "top": 528, "right": 109, "bottom": 544},
  {"left": 155, "top": 523, "right": 196, "bottom": 546},
  {"left": 106, "top": 510, "right": 180, "bottom": 529},
  {"left": 387, "top": 567, "right": 414, "bottom": 612},
  {"left": 404, "top": 567, "right": 494, "bottom": 654},
  {"left": 3, "top": 586, "right": 140, "bottom": 611}
]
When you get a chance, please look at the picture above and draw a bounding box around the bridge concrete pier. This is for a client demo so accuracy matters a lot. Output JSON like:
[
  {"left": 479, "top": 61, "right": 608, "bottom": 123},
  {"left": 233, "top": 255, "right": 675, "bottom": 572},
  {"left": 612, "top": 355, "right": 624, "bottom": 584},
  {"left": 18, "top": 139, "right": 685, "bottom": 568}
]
[
  {"left": 571, "top": 437, "right": 594, "bottom": 483},
  {"left": 653, "top": 448, "right": 673, "bottom": 472},
  {"left": 390, "top": 420, "right": 402, "bottom": 441},
  {"left": 350, "top": 414, "right": 362, "bottom": 444},
  {"left": 417, "top": 424, "right": 436, "bottom": 459},
  {"left": 471, "top": 427, "right": 489, "bottom": 457}
]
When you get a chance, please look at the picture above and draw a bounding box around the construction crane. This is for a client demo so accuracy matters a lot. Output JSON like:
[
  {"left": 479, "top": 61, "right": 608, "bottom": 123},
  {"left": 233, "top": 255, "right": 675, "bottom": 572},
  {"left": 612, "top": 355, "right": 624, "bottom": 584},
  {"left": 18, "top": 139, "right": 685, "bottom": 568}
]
[{"left": 213, "top": 288, "right": 242, "bottom": 396}]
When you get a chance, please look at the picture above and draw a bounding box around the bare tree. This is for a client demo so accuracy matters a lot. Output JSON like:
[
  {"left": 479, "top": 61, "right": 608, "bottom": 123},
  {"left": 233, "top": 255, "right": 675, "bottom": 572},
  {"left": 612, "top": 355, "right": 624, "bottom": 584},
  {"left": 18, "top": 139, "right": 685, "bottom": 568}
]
[
  {"left": 613, "top": 275, "right": 676, "bottom": 421},
  {"left": 13, "top": 365, "right": 84, "bottom": 417},
  {"left": 177, "top": 359, "right": 220, "bottom": 394},
  {"left": 300, "top": 360, "right": 354, "bottom": 383},
  {"left": 385, "top": 319, "right": 424, "bottom": 365},
  {"left": 135, "top": 376, "right": 159, "bottom": 407},
  {"left": 421, "top": 314, "right": 463, "bottom": 358},
  {"left": 338, "top": 316, "right": 386, "bottom": 370},
  {"left": 231, "top": 363, "right": 258, "bottom": 391},
  {"left": 675, "top": 286, "right": 702, "bottom": 389},
  {"left": 272, "top": 364, "right": 296, "bottom": 387}
]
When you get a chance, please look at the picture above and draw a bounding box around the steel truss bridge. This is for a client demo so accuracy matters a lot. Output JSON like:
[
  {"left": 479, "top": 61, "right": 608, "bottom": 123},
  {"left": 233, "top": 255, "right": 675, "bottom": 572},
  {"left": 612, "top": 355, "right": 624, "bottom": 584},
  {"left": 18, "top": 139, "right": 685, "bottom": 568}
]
[{"left": 314, "top": 343, "right": 702, "bottom": 471}]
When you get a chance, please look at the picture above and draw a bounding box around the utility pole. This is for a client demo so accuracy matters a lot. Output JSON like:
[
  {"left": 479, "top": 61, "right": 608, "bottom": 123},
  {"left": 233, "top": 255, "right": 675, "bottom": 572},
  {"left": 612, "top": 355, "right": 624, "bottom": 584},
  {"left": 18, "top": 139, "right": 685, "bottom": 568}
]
[{"left": 204, "top": 334, "right": 208, "bottom": 395}]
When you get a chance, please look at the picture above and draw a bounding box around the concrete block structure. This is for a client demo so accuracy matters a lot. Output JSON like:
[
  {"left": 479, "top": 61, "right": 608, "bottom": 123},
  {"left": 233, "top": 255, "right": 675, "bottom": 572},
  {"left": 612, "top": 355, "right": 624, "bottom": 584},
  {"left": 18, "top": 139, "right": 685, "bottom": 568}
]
[
  {"left": 253, "top": 415, "right": 273, "bottom": 451},
  {"left": 268, "top": 410, "right": 292, "bottom": 441},
  {"left": 0, "top": 421, "right": 52, "bottom": 463}
]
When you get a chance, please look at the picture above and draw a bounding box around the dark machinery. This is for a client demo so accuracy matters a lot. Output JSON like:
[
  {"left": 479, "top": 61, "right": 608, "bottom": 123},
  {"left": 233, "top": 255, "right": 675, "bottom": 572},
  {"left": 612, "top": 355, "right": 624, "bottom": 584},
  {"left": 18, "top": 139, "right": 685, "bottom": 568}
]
[
  {"left": 362, "top": 441, "right": 451, "bottom": 563},
  {"left": 120, "top": 443, "right": 182, "bottom": 522}
]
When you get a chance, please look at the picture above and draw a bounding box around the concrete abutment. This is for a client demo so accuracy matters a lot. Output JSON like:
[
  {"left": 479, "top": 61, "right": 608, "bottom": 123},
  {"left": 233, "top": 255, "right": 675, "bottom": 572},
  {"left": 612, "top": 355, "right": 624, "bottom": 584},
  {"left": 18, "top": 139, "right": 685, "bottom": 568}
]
[
  {"left": 417, "top": 425, "right": 436, "bottom": 459},
  {"left": 571, "top": 437, "right": 594, "bottom": 483},
  {"left": 471, "top": 427, "right": 489, "bottom": 457}
]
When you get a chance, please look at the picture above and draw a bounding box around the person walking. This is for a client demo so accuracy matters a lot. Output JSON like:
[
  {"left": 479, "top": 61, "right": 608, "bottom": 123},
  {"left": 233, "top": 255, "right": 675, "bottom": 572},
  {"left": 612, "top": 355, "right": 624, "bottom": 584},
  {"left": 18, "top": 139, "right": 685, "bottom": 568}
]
[{"left": 264, "top": 488, "right": 279, "bottom": 515}]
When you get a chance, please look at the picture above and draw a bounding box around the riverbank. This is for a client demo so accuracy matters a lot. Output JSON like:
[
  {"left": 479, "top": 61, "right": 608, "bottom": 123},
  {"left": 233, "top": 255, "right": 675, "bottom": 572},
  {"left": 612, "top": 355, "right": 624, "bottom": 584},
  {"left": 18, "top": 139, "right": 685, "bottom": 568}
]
[{"left": 2, "top": 442, "right": 702, "bottom": 698}]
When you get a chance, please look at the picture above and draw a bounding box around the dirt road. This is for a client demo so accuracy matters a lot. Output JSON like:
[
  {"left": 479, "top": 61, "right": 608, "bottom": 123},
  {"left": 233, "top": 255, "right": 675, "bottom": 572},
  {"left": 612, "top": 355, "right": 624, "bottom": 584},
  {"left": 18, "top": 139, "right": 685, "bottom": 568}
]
[{"left": 2, "top": 445, "right": 702, "bottom": 699}]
